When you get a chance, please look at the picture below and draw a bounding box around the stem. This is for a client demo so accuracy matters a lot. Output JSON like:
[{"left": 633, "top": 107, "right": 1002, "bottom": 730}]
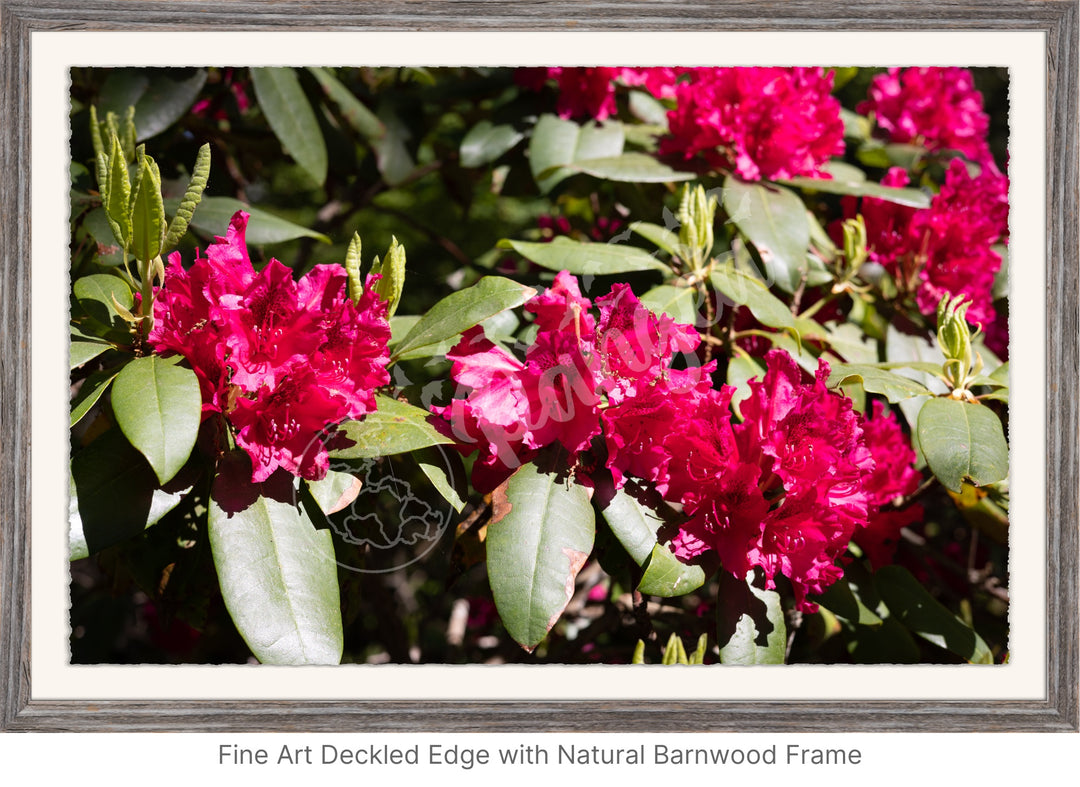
[
  {"left": 885, "top": 474, "right": 937, "bottom": 511},
  {"left": 798, "top": 291, "right": 839, "bottom": 321},
  {"left": 139, "top": 255, "right": 155, "bottom": 340},
  {"left": 732, "top": 328, "right": 778, "bottom": 341},
  {"left": 699, "top": 281, "right": 715, "bottom": 365}
]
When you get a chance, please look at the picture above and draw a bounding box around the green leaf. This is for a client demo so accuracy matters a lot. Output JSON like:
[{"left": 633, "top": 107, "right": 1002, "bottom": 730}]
[
  {"left": 827, "top": 363, "right": 934, "bottom": 403},
  {"left": 821, "top": 321, "right": 877, "bottom": 365},
  {"left": 638, "top": 543, "right": 707, "bottom": 597},
  {"left": 82, "top": 208, "right": 124, "bottom": 266},
  {"left": 917, "top": 397, "right": 1009, "bottom": 493},
  {"left": 98, "top": 70, "right": 150, "bottom": 118},
  {"left": 162, "top": 143, "right": 211, "bottom": 252},
  {"left": 602, "top": 487, "right": 665, "bottom": 566},
  {"left": 499, "top": 236, "right": 669, "bottom": 276},
  {"left": 885, "top": 325, "right": 949, "bottom": 459},
  {"left": 70, "top": 369, "right": 119, "bottom": 427},
  {"left": 69, "top": 429, "right": 189, "bottom": 560},
  {"left": 638, "top": 285, "right": 699, "bottom": 326},
  {"left": 722, "top": 175, "right": 810, "bottom": 293},
  {"left": 840, "top": 108, "right": 872, "bottom": 141},
  {"left": 847, "top": 615, "right": 922, "bottom": 664},
  {"left": 306, "top": 469, "right": 364, "bottom": 516},
  {"left": 460, "top": 120, "right": 524, "bottom": 168},
  {"left": 565, "top": 152, "right": 695, "bottom": 184},
  {"left": 170, "top": 196, "right": 331, "bottom": 244},
  {"left": 129, "top": 147, "right": 165, "bottom": 262},
  {"left": 628, "top": 89, "right": 671, "bottom": 128},
  {"left": 371, "top": 104, "right": 415, "bottom": 187},
  {"left": 485, "top": 462, "right": 595, "bottom": 651},
  {"left": 209, "top": 458, "right": 343, "bottom": 665},
  {"left": 250, "top": 67, "right": 328, "bottom": 186},
  {"left": 528, "top": 114, "right": 624, "bottom": 192},
  {"left": 417, "top": 451, "right": 467, "bottom": 514},
  {"left": 622, "top": 124, "right": 666, "bottom": 151},
  {"left": 716, "top": 571, "right": 787, "bottom": 665},
  {"left": 726, "top": 354, "right": 765, "bottom": 419},
  {"left": 812, "top": 578, "right": 883, "bottom": 627},
  {"left": 330, "top": 395, "right": 453, "bottom": 460},
  {"left": 778, "top": 173, "right": 931, "bottom": 209},
  {"left": 307, "top": 66, "right": 385, "bottom": 140},
  {"left": 391, "top": 276, "right": 536, "bottom": 361},
  {"left": 597, "top": 488, "right": 703, "bottom": 599},
  {"left": 73, "top": 274, "right": 134, "bottom": 333},
  {"left": 111, "top": 355, "right": 201, "bottom": 485},
  {"left": 629, "top": 221, "right": 680, "bottom": 257},
  {"left": 104, "top": 134, "right": 132, "bottom": 247},
  {"left": 70, "top": 340, "right": 110, "bottom": 370},
  {"left": 875, "top": 565, "right": 994, "bottom": 663},
  {"left": 709, "top": 264, "right": 797, "bottom": 332},
  {"left": 132, "top": 69, "right": 208, "bottom": 141}
]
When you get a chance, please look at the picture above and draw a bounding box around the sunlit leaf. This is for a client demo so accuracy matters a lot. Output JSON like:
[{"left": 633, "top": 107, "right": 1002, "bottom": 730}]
[{"left": 486, "top": 462, "right": 595, "bottom": 651}]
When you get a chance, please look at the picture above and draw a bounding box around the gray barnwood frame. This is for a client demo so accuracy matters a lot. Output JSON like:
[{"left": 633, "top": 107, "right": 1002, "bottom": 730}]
[{"left": 1, "top": 0, "right": 1076, "bottom": 732}]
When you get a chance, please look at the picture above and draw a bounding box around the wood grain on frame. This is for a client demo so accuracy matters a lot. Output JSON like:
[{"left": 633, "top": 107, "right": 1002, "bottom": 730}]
[{"left": 1, "top": 0, "right": 1076, "bottom": 732}]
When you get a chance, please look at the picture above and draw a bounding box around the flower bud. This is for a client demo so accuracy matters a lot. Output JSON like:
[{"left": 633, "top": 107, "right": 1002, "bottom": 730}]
[
  {"left": 936, "top": 293, "right": 974, "bottom": 367},
  {"left": 841, "top": 215, "right": 868, "bottom": 275},
  {"left": 935, "top": 293, "right": 982, "bottom": 397},
  {"left": 677, "top": 184, "right": 717, "bottom": 271}
]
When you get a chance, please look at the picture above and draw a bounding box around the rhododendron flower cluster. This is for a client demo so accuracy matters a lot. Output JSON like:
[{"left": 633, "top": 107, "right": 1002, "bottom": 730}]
[
  {"left": 434, "top": 271, "right": 711, "bottom": 493},
  {"left": 859, "top": 67, "right": 993, "bottom": 165},
  {"left": 846, "top": 158, "right": 1009, "bottom": 330},
  {"left": 517, "top": 66, "right": 845, "bottom": 181},
  {"left": 659, "top": 351, "right": 874, "bottom": 611},
  {"left": 660, "top": 67, "right": 846, "bottom": 181},
  {"left": 149, "top": 211, "right": 392, "bottom": 483},
  {"left": 435, "top": 272, "right": 924, "bottom": 611}
]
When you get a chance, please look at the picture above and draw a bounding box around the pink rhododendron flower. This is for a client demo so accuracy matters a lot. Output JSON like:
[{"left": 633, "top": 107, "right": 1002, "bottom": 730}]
[
  {"left": 854, "top": 401, "right": 924, "bottom": 568},
  {"left": 435, "top": 276, "right": 884, "bottom": 611},
  {"left": 149, "top": 211, "right": 392, "bottom": 483},
  {"left": 911, "top": 159, "right": 1009, "bottom": 328},
  {"left": 859, "top": 67, "right": 992, "bottom": 164},
  {"left": 515, "top": 67, "right": 622, "bottom": 120},
  {"left": 618, "top": 67, "right": 688, "bottom": 100},
  {"left": 433, "top": 271, "right": 602, "bottom": 491},
  {"left": 517, "top": 67, "right": 688, "bottom": 120},
  {"left": 847, "top": 159, "right": 1008, "bottom": 330},
  {"left": 669, "top": 351, "right": 874, "bottom": 611},
  {"left": 660, "top": 67, "right": 846, "bottom": 181},
  {"left": 434, "top": 272, "right": 713, "bottom": 493}
]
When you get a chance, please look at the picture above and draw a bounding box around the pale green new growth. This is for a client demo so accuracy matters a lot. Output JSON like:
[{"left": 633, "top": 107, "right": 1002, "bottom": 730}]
[
  {"left": 344, "top": 232, "right": 364, "bottom": 303},
  {"left": 162, "top": 143, "right": 211, "bottom": 253}
]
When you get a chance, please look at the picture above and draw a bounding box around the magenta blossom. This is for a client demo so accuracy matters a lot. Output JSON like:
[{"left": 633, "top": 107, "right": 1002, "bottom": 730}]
[
  {"left": 669, "top": 351, "right": 874, "bottom": 611},
  {"left": 516, "top": 67, "right": 622, "bottom": 120},
  {"left": 149, "top": 211, "right": 392, "bottom": 483},
  {"left": 660, "top": 67, "right": 845, "bottom": 181},
  {"left": 859, "top": 67, "right": 993, "bottom": 165},
  {"left": 846, "top": 159, "right": 1008, "bottom": 330},
  {"left": 516, "top": 67, "right": 688, "bottom": 120},
  {"left": 855, "top": 401, "right": 924, "bottom": 569},
  {"left": 433, "top": 272, "right": 713, "bottom": 493}
]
